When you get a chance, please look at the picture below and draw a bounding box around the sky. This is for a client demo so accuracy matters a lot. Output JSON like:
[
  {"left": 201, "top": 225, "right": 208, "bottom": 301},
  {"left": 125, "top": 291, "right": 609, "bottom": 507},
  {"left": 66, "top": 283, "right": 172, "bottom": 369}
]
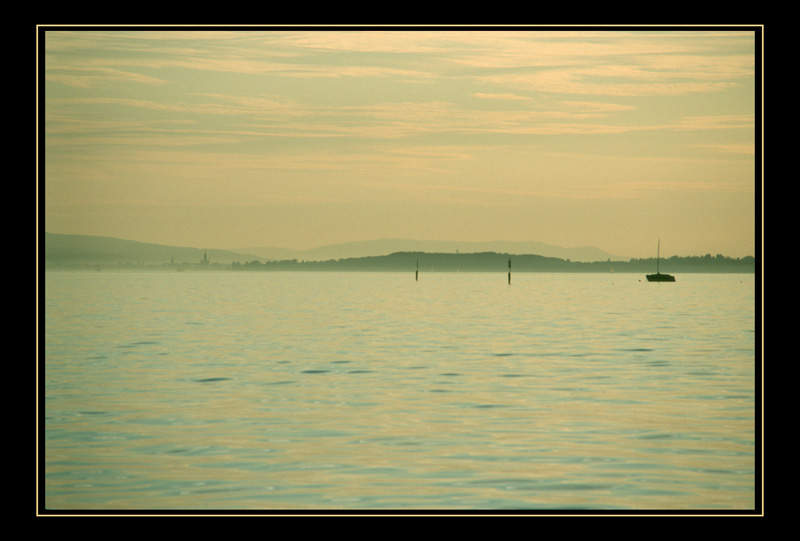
[{"left": 41, "top": 27, "right": 759, "bottom": 259}]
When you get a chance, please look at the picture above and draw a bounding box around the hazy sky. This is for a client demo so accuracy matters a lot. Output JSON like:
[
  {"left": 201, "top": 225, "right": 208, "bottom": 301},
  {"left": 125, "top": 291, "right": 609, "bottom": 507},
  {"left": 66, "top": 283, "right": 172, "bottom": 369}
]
[{"left": 41, "top": 27, "right": 759, "bottom": 258}]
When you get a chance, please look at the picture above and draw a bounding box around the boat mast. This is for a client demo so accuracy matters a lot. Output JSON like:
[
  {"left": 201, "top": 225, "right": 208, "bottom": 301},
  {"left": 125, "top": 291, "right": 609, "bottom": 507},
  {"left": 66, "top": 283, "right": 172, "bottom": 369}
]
[{"left": 657, "top": 239, "right": 660, "bottom": 274}]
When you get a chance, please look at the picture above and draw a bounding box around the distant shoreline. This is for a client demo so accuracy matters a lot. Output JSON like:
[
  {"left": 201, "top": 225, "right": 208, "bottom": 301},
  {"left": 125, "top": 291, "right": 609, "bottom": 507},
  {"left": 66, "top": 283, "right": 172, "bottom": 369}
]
[{"left": 43, "top": 250, "right": 756, "bottom": 274}]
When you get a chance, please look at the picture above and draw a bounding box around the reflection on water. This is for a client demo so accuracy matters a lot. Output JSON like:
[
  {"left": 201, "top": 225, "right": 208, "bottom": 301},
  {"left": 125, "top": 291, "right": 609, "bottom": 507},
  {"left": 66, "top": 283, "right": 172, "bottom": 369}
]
[{"left": 43, "top": 271, "right": 756, "bottom": 511}]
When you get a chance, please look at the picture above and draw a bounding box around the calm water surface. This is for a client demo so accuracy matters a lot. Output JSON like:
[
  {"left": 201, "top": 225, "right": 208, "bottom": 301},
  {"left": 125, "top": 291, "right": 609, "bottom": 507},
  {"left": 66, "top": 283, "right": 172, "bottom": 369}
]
[{"left": 43, "top": 271, "right": 757, "bottom": 511}]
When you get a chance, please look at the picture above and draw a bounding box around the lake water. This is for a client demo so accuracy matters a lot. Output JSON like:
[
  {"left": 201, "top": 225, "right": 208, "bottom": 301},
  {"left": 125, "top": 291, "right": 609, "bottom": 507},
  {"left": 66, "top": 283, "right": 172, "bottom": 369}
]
[{"left": 42, "top": 271, "right": 758, "bottom": 512}]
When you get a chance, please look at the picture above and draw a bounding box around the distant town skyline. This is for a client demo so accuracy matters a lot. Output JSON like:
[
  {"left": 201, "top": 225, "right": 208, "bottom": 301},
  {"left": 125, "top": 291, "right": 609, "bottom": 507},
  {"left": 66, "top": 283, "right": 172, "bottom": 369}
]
[{"left": 41, "top": 26, "right": 760, "bottom": 259}]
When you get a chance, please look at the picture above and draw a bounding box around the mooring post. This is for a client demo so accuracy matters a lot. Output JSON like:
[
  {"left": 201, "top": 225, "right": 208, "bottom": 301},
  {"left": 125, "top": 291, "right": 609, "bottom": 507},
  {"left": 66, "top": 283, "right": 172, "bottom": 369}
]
[
  {"left": 508, "top": 258, "right": 511, "bottom": 285},
  {"left": 416, "top": 258, "right": 419, "bottom": 281}
]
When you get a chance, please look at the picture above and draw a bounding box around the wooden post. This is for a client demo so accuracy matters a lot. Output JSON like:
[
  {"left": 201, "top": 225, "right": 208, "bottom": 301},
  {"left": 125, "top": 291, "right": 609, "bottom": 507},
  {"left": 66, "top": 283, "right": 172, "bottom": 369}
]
[
  {"left": 416, "top": 258, "right": 419, "bottom": 281},
  {"left": 508, "top": 258, "right": 511, "bottom": 285}
]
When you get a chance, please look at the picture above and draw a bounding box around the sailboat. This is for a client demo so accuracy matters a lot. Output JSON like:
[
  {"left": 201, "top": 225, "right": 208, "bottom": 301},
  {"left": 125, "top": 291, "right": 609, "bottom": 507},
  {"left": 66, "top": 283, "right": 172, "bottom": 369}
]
[{"left": 646, "top": 240, "right": 675, "bottom": 282}]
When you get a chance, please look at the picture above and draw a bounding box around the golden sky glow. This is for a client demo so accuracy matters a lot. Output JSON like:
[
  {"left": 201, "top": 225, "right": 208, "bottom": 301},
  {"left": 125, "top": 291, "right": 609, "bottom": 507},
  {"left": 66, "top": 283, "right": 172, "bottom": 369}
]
[{"left": 41, "top": 27, "right": 759, "bottom": 258}]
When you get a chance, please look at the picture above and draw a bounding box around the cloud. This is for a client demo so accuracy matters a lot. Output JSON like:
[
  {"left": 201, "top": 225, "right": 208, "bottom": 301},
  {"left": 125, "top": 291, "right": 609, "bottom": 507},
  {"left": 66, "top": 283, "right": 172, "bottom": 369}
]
[
  {"left": 45, "top": 66, "right": 171, "bottom": 89},
  {"left": 41, "top": 28, "right": 757, "bottom": 256},
  {"left": 672, "top": 115, "right": 755, "bottom": 131},
  {"left": 692, "top": 143, "right": 755, "bottom": 155}
]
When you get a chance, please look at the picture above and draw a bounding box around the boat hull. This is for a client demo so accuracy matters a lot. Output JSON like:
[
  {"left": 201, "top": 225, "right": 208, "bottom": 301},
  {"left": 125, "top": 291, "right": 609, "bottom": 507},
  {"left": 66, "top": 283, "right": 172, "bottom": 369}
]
[{"left": 646, "top": 273, "right": 675, "bottom": 282}]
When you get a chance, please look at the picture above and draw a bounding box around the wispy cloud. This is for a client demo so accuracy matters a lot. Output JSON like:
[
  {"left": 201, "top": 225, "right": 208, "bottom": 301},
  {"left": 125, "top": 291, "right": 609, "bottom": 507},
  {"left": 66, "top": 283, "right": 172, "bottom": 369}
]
[{"left": 42, "top": 28, "right": 758, "bottom": 256}]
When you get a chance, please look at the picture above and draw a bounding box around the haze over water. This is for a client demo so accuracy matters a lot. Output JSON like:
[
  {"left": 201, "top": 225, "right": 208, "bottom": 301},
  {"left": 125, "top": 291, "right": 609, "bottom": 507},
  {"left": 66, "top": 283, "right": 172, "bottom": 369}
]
[{"left": 43, "top": 270, "right": 756, "bottom": 511}]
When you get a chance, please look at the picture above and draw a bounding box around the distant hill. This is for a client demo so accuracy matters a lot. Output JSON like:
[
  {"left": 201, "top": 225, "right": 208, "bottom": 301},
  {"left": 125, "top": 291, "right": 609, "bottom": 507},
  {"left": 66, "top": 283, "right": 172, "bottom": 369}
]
[
  {"left": 42, "top": 232, "right": 261, "bottom": 267},
  {"left": 41, "top": 233, "right": 755, "bottom": 273},
  {"left": 233, "top": 251, "right": 756, "bottom": 274},
  {"left": 43, "top": 233, "right": 629, "bottom": 268},
  {"left": 236, "top": 239, "right": 628, "bottom": 263}
]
